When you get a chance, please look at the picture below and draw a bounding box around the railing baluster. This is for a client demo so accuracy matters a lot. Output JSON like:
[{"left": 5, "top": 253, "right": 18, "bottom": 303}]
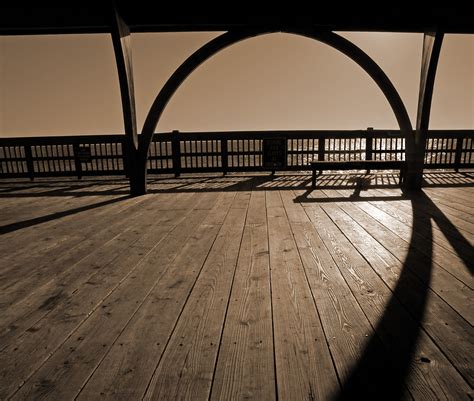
[
  {"left": 454, "top": 136, "right": 464, "bottom": 172},
  {"left": 24, "top": 145, "right": 34, "bottom": 180},
  {"left": 172, "top": 131, "right": 181, "bottom": 177},
  {"left": 221, "top": 139, "right": 228, "bottom": 175}
]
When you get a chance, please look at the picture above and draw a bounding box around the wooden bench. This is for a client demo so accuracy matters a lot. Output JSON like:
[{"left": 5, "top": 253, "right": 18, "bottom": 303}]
[{"left": 310, "top": 160, "right": 406, "bottom": 188}]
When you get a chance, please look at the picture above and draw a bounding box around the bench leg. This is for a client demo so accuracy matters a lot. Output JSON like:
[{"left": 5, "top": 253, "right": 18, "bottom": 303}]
[{"left": 312, "top": 170, "right": 316, "bottom": 188}]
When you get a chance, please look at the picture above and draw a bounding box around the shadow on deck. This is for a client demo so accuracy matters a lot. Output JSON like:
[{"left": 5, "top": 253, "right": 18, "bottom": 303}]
[{"left": 0, "top": 172, "right": 472, "bottom": 400}]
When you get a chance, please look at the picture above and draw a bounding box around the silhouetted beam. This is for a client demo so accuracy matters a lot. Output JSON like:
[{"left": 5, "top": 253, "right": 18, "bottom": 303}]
[
  {"left": 2, "top": 8, "right": 474, "bottom": 34},
  {"left": 110, "top": 3, "right": 141, "bottom": 196},
  {"left": 409, "top": 32, "right": 444, "bottom": 189},
  {"left": 137, "top": 28, "right": 412, "bottom": 195}
]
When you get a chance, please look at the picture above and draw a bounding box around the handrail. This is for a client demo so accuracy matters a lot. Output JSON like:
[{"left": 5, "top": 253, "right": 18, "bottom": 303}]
[{"left": 1, "top": 130, "right": 472, "bottom": 179}]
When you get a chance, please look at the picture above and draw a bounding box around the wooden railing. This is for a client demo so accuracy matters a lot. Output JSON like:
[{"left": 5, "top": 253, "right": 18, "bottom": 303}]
[
  {"left": 424, "top": 130, "right": 474, "bottom": 170},
  {"left": 1, "top": 130, "right": 473, "bottom": 179},
  {"left": 0, "top": 135, "right": 126, "bottom": 179}
]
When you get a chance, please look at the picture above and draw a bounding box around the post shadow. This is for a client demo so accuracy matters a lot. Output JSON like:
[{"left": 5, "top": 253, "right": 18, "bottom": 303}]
[
  {"left": 333, "top": 189, "right": 472, "bottom": 400},
  {"left": 334, "top": 191, "right": 432, "bottom": 400},
  {"left": 412, "top": 193, "right": 474, "bottom": 274},
  {"left": 0, "top": 195, "right": 130, "bottom": 235}
]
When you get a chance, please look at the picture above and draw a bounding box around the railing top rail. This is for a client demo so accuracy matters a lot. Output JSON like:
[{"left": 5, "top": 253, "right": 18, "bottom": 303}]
[
  {"left": 0, "top": 135, "right": 126, "bottom": 146},
  {"left": 1, "top": 129, "right": 472, "bottom": 146}
]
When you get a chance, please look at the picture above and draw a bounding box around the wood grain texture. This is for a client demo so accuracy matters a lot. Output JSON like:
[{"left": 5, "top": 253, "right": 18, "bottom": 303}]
[
  {"left": 210, "top": 190, "right": 276, "bottom": 401},
  {"left": 0, "top": 194, "right": 202, "bottom": 351},
  {"left": 321, "top": 188, "right": 474, "bottom": 386},
  {"left": 0, "top": 177, "right": 472, "bottom": 401},
  {"left": 280, "top": 191, "right": 388, "bottom": 391},
  {"left": 4, "top": 193, "right": 222, "bottom": 400},
  {"left": 143, "top": 193, "right": 248, "bottom": 401},
  {"left": 266, "top": 190, "right": 339, "bottom": 401},
  {"left": 301, "top": 189, "right": 471, "bottom": 400},
  {"left": 73, "top": 192, "right": 239, "bottom": 401},
  {"left": 354, "top": 201, "right": 473, "bottom": 288},
  {"left": 368, "top": 188, "right": 473, "bottom": 253}
]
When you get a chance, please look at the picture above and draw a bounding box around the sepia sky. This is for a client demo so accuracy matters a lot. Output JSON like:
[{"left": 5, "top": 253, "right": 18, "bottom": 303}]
[{"left": 0, "top": 31, "right": 472, "bottom": 137}]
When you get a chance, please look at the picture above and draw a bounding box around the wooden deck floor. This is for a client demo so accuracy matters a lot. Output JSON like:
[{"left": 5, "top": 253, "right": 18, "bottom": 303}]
[{"left": 0, "top": 172, "right": 472, "bottom": 401}]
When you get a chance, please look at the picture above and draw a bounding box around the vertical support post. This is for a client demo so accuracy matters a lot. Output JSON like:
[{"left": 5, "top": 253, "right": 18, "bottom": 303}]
[
  {"left": 408, "top": 31, "right": 444, "bottom": 189},
  {"left": 221, "top": 138, "right": 228, "bottom": 176},
  {"left": 365, "top": 127, "right": 374, "bottom": 174},
  {"left": 172, "top": 130, "right": 181, "bottom": 177},
  {"left": 121, "top": 138, "right": 129, "bottom": 177},
  {"left": 365, "top": 127, "right": 373, "bottom": 174},
  {"left": 24, "top": 145, "right": 35, "bottom": 181},
  {"left": 318, "top": 137, "right": 326, "bottom": 174},
  {"left": 110, "top": 3, "right": 144, "bottom": 195},
  {"left": 73, "top": 144, "right": 83, "bottom": 180},
  {"left": 454, "top": 136, "right": 464, "bottom": 172}
]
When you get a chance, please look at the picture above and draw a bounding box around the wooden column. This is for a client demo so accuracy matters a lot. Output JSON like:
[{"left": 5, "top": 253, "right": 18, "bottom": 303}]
[
  {"left": 318, "top": 137, "right": 326, "bottom": 174},
  {"left": 454, "top": 136, "right": 464, "bottom": 172},
  {"left": 408, "top": 31, "right": 444, "bottom": 189},
  {"left": 171, "top": 130, "right": 181, "bottom": 177},
  {"left": 110, "top": 3, "right": 144, "bottom": 195},
  {"left": 24, "top": 145, "right": 35, "bottom": 180},
  {"left": 221, "top": 139, "right": 228, "bottom": 175},
  {"left": 365, "top": 127, "right": 373, "bottom": 174}
]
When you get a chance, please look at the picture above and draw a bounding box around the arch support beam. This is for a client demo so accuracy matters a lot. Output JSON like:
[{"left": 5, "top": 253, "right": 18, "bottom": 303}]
[
  {"left": 407, "top": 31, "right": 444, "bottom": 189},
  {"left": 110, "top": 3, "right": 143, "bottom": 196},
  {"left": 136, "top": 28, "right": 414, "bottom": 195}
]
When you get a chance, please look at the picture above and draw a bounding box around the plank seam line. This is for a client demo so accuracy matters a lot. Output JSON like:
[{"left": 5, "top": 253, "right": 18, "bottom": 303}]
[
  {"left": 72, "top": 191, "right": 224, "bottom": 400},
  {"left": 6, "top": 192, "right": 203, "bottom": 400},
  {"left": 266, "top": 190, "right": 280, "bottom": 401},
  {"left": 140, "top": 190, "right": 238, "bottom": 401},
  {"left": 208, "top": 181, "right": 253, "bottom": 400},
  {"left": 287, "top": 189, "right": 343, "bottom": 390}
]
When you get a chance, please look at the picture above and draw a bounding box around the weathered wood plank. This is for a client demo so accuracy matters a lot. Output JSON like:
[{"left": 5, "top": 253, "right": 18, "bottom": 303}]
[
  {"left": 0, "top": 193, "right": 205, "bottom": 350},
  {"left": 3, "top": 193, "right": 223, "bottom": 400},
  {"left": 2, "top": 186, "right": 193, "bottom": 255},
  {"left": 0, "top": 181, "right": 113, "bottom": 213},
  {"left": 352, "top": 200, "right": 473, "bottom": 288},
  {"left": 423, "top": 201, "right": 474, "bottom": 234},
  {"left": 266, "top": 190, "right": 339, "bottom": 401},
  {"left": 73, "top": 192, "right": 238, "bottom": 401},
  {"left": 320, "top": 188, "right": 474, "bottom": 386},
  {"left": 279, "top": 190, "right": 406, "bottom": 399},
  {"left": 0, "top": 178, "right": 471, "bottom": 401},
  {"left": 423, "top": 187, "right": 474, "bottom": 215},
  {"left": 335, "top": 188, "right": 473, "bottom": 313},
  {"left": 0, "top": 191, "right": 152, "bottom": 274},
  {"left": 367, "top": 187, "right": 473, "bottom": 250},
  {"left": 0, "top": 181, "right": 130, "bottom": 254},
  {"left": 142, "top": 194, "right": 248, "bottom": 401},
  {"left": 299, "top": 189, "right": 472, "bottom": 400},
  {"left": 0, "top": 194, "right": 146, "bottom": 271},
  {"left": 0, "top": 193, "right": 192, "bottom": 306},
  {"left": 210, "top": 190, "right": 276, "bottom": 401},
  {"left": 0, "top": 186, "right": 194, "bottom": 262}
]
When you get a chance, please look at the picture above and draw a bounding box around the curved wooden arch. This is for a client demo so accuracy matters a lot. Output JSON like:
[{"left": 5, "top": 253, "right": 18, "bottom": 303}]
[
  {"left": 136, "top": 28, "right": 414, "bottom": 194},
  {"left": 410, "top": 32, "right": 444, "bottom": 188}
]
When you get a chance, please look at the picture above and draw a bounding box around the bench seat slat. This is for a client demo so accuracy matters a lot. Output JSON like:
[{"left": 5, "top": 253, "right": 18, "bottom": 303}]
[{"left": 310, "top": 160, "right": 406, "bottom": 188}]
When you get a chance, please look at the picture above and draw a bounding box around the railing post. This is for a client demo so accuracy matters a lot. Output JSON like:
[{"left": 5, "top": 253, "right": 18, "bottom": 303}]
[
  {"left": 365, "top": 127, "right": 374, "bottom": 174},
  {"left": 172, "top": 130, "right": 181, "bottom": 177},
  {"left": 24, "top": 145, "right": 35, "bottom": 180},
  {"left": 318, "top": 137, "right": 325, "bottom": 174},
  {"left": 122, "top": 139, "right": 130, "bottom": 178},
  {"left": 221, "top": 139, "right": 228, "bottom": 176},
  {"left": 454, "top": 136, "right": 464, "bottom": 172},
  {"left": 73, "top": 144, "right": 83, "bottom": 180}
]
